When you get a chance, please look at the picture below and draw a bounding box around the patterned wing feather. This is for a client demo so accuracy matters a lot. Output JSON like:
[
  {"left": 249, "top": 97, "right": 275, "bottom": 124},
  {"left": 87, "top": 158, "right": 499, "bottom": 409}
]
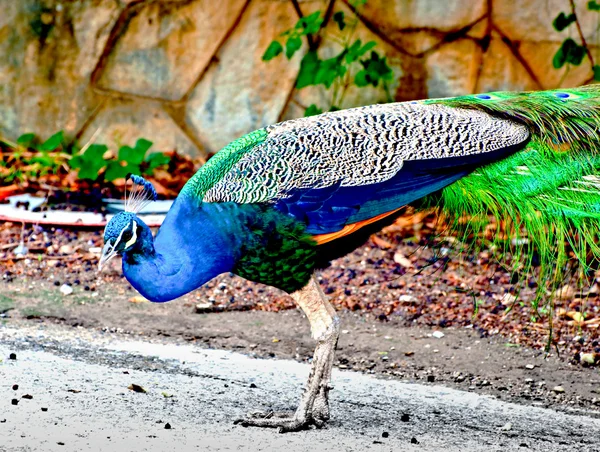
[{"left": 201, "top": 102, "right": 529, "bottom": 234}]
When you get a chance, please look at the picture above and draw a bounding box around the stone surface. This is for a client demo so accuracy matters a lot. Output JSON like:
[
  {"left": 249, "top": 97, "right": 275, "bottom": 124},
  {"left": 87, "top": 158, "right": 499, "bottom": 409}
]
[
  {"left": 79, "top": 99, "right": 201, "bottom": 158},
  {"left": 493, "top": 0, "right": 598, "bottom": 42},
  {"left": 97, "top": 0, "right": 247, "bottom": 100},
  {"left": 519, "top": 41, "right": 596, "bottom": 89},
  {"left": 282, "top": 1, "right": 404, "bottom": 120},
  {"left": 185, "top": 0, "right": 302, "bottom": 153},
  {"left": 360, "top": 0, "right": 487, "bottom": 51},
  {"left": 0, "top": 0, "right": 121, "bottom": 141},
  {"left": 424, "top": 38, "right": 482, "bottom": 98},
  {"left": 475, "top": 37, "right": 541, "bottom": 93},
  {"left": 0, "top": 0, "right": 598, "bottom": 155}
]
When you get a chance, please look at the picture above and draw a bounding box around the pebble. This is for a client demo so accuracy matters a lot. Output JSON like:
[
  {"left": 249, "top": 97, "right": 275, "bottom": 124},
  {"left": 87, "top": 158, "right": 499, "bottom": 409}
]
[
  {"left": 41, "top": 407, "right": 48, "bottom": 412},
  {"left": 427, "top": 375, "right": 435, "bottom": 383},
  {"left": 22, "top": 394, "right": 33, "bottom": 400},
  {"left": 382, "top": 431, "right": 389, "bottom": 438},
  {"left": 411, "top": 437, "right": 419, "bottom": 444},
  {"left": 12, "top": 385, "right": 18, "bottom": 390},
  {"left": 580, "top": 353, "right": 596, "bottom": 365},
  {"left": 401, "top": 413, "right": 410, "bottom": 422},
  {"left": 58, "top": 244, "right": 73, "bottom": 255},
  {"left": 164, "top": 423, "right": 172, "bottom": 430},
  {"left": 432, "top": 331, "right": 445, "bottom": 339},
  {"left": 525, "top": 364, "right": 535, "bottom": 370},
  {"left": 552, "top": 386, "right": 565, "bottom": 394},
  {"left": 11, "top": 399, "right": 18, "bottom": 405},
  {"left": 60, "top": 284, "right": 73, "bottom": 296},
  {"left": 399, "top": 294, "right": 417, "bottom": 303},
  {"left": 9, "top": 353, "right": 16, "bottom": 360},
  {"left": 501, "top": 422, "right": 512, "bottom": 431}
]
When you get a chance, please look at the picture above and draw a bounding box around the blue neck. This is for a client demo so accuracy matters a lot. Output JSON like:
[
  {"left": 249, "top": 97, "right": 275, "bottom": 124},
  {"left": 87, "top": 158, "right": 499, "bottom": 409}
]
[{"left": 122, "top": 199, "right": 243, "bottom": 302}]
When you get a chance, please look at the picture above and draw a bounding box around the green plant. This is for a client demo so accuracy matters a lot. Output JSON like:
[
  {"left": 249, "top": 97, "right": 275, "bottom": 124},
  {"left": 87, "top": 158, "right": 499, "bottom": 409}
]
[
  {"left": 69, "top": 138, "right": 170, "bottom": 181},
  {"left": 0, "top": 131, "right": 171, "bottom": 185},
  {"left": 263, "top": 0, "right": 393, "bottom": 116},
  {"left": 0, "top": 131, "right": 67, "bottom": 183},
  {"left": 552, "top": 1, "right": 600, "bottom": 82}
]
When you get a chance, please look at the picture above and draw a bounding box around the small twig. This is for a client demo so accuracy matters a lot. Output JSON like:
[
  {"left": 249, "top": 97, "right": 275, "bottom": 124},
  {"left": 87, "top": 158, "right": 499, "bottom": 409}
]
[
  {"left": 290, "top": 0, "right": 316, "bottom": 50},
  {"left": 569, "top": 0, "right": 595, "bottom": 68},
  {"left": 78, "top": 127, "right": 103, "bottom": 156}
]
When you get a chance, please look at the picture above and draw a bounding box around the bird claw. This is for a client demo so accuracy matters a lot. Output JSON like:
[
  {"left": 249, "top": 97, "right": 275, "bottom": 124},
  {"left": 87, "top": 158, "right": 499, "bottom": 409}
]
[{"left": 234, "top": 408, "right": 327, "bottom": 432}]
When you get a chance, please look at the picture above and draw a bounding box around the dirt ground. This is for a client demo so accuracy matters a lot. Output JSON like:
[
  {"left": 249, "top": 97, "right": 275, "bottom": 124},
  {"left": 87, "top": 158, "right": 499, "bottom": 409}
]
[{"left": 1, "top": 220, "right": 600, "bottom": 418}]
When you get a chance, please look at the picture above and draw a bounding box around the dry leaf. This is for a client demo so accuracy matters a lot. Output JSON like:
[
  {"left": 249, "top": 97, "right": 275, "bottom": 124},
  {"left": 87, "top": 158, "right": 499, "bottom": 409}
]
[
  {"left": 129, "top": 295, "right": 148, "bottom": 303},
  {"left": 393, "top": 252, "right": 413, "bottom": 268},
  {"left": 128, "top": 384, "right": 147, "bottom": 393}
]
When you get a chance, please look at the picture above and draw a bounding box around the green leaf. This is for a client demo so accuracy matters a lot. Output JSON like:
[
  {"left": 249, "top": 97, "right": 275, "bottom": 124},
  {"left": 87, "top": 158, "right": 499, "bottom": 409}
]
[
  {"left": 359, "top": 41, "right": 377, "bottom": 55},
  {"left": 105, "top": 161, "right": 140, "bottom": 181},
  {"left": 588, "top": 1, "right": 600, "bottom": 11},
  {"left": 134, "top": 138, "right": 152, "bottom": 154},
  {"left": 593, "top": 65, "right": 600, "bottom": 81},
  {"left": 358, "top": 51, "right": 393, "bottom": 87},
  {"left": 38, "top": 131, "right": 63, "bottom": 151},
  {"left": 78, "top": 165, "right": 102, "bottom": 181},
  {"left": 346, "top": 40, "right": 362, "bottom": 63},
  {"left": 354, "top": 70, "right": 369, "bottom": 87},
  {"left": 314, "top": 54, "right": 346, "bottom": 88},
  {"left": 118, "top": 140, "right": 147, "bottom": 165},
  {"left": 70, "top": 144, "right": 108, "bottom": 180},
  {"left": 69, "top": 155, "right": 85, "bottom": 170},
  {"left": 263, "top": 40, "right": 283, "bottom": 61},
  {"left": 297, "top": 51, "right": 320, "bottom": 88},
  {"left": 145, "top": 152, "right": 170, "bottom": 171},
  {"left": 552, "top": 12, "right": 576, "bottom": 31},
  {"left": 286, "top": 36, "right": 302, "bottom": 59},
  {"left": 346, "top": 40, "right": 377, "bottom": 63},
  {"left": 298, "top": 11, "right": 323, "bottom": 35},
  {"left": 333, "top": 11, "right": 345, "bottom": 30},
  {"left": 304, "top": 104, "right": 323, "bottom": 117},
  {"left": 17, "top": 133, "right": 35, "bottom": 147},
  {"left": 552, "top": 45, "right": 567, "bottom": 68}
]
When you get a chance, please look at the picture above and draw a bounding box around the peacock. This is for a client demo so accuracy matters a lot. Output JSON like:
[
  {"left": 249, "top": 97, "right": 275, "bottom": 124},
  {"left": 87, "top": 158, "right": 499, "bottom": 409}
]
[{"left": 100, "top": 85, "right": 600, "bottom": 432}]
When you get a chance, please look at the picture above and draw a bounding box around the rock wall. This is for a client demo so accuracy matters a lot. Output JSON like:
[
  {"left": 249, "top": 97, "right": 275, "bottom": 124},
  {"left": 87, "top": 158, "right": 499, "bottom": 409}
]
[{"left": 0, "top": 0, "right": 597, "bottom": 161}]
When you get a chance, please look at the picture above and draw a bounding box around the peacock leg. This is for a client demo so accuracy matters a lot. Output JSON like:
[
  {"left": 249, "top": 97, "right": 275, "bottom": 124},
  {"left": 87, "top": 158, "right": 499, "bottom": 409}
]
[{"left": 234, "top": 274, "right": 339, "bottom": 432}]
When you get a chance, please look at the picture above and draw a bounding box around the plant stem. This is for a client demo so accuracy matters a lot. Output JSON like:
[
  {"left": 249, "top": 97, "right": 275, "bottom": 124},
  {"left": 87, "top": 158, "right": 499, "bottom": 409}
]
[{"left": 569, "top": 0, "right": 595, "bottom": 68}]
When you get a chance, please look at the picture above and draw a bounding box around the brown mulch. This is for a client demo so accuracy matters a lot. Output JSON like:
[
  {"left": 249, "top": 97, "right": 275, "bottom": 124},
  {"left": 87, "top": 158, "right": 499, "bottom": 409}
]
[{"left": 1, "top": 211, "right": 599, "bottom": 367}]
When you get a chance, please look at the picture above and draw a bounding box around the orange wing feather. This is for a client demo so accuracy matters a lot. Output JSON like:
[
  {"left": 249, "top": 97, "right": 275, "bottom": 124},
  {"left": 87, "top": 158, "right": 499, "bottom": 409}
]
[{"left": 311, "top": 207, "right": 403, "bottom": 245}]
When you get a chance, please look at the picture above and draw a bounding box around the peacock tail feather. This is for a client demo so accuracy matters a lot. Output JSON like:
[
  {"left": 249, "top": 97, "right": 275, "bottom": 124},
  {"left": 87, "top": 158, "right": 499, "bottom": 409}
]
[{"left": 424, "top": 85, "right": 600, "bottom": 308}]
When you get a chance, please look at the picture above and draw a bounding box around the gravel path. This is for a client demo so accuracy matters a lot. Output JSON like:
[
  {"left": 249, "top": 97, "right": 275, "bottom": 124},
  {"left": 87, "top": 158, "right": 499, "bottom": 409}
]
[{"left": 1, "top": 324, "right": 599, "bottom": 452}]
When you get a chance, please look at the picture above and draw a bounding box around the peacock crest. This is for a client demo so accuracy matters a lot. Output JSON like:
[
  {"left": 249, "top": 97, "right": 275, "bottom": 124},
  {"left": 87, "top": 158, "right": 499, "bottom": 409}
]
[{"left": 124, "top": 174, "right": 157, "bottom": 214}]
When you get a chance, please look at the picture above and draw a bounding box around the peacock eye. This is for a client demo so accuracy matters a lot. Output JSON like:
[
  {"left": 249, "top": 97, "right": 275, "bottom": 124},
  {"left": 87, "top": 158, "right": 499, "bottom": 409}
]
[{"left": 122, "top": 230, "right": 133, "bottom": 242}]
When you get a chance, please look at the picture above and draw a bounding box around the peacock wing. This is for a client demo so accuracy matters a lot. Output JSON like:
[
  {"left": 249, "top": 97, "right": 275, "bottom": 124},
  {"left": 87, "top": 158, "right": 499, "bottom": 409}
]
[{"left": 198, "top": 102, "right": 530, "bottom": 235}]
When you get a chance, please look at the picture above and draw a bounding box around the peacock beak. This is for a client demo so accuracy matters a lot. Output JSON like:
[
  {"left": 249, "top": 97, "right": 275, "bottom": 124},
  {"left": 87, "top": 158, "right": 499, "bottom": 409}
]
[{"left": 98, "top": 240, "right": 118, "bottom": 271}]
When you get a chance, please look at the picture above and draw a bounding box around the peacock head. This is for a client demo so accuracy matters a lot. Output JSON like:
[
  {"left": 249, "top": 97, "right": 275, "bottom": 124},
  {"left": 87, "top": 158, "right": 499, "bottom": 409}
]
[{"left": 99, "top": 174, "right": 157, "bottom": 271}]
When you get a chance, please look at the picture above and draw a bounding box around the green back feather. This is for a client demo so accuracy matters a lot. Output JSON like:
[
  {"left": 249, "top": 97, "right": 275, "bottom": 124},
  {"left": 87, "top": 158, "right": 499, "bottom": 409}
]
[
  {"left": 423, "top": 86, "right": 600, "bottom": 308},
  {"left": 180, "top": 128, "right": 268, "bottom": 200}
]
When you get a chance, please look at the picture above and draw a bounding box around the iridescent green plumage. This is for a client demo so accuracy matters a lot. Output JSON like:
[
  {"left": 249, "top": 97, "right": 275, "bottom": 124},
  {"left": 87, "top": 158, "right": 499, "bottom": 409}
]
[
  {"left": 423, "top": 86, "right": 600, "bottom": 306},
  {"left": 181, "top": 128, "right": 268, "bottom": 200}
]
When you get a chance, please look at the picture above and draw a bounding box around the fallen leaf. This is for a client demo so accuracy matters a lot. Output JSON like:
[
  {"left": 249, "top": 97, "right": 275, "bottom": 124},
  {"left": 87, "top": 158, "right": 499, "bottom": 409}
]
[
  {"left": 393, "top": 252, "right": 413, "bottom": 268},
  {"left": 129, "top": 295, "right": 148, "bottom": 303},
  {"left": 371, "top": 236, "right": 393, "bottom": 249},
  {"left": 128, "top": 384, "right": 147, "bottom": 393}
]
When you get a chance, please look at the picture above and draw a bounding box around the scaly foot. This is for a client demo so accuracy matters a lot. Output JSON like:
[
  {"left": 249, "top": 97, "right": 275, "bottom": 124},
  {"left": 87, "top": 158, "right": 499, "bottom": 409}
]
[{"left": 234, "top": 407, "right": 327, "bottom": 433}]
